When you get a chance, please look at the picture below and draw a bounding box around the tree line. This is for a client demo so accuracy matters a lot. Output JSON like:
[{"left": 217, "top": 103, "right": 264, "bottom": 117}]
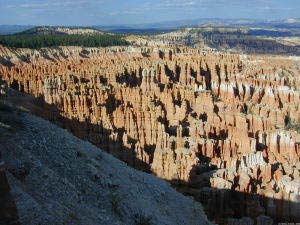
[{"left": 0, "top": 34, "right": 129, "bottom": 48}]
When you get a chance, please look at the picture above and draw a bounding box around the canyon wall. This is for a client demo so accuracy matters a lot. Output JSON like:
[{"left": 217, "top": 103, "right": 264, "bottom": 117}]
[
  {"left": 1, "top": 45, "right": 300, "bottom": 223},
  {"left": 149, "top": 28, "right": 300, "bottom": 55}
]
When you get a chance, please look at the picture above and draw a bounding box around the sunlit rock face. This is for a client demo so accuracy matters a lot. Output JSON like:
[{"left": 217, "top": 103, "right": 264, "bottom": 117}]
[{"left": 1, "top": 45, "right": 300, "bottom": 223}]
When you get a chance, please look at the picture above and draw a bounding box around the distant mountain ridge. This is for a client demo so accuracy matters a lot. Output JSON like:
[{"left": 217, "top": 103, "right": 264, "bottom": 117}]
[
  {"left": 18, "top": 26, "right": 104, "bottom": 35},
  {"left": 0, "top": 25, "right": 34, "bottom": 35},
  {"left": 95, "top": 18, "right": 300, "bottom": 30},
  {"left": 1, "top": 18, "right": 300, "bottom": 35}
]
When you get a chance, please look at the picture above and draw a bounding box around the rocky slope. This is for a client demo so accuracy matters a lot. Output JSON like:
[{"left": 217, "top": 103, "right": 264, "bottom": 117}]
[
  {"left": 0, "top": 93, "right": 210, "bottom": 225},
  {"left": 0, "top": 45, "right": 300, "bottom": 223}
]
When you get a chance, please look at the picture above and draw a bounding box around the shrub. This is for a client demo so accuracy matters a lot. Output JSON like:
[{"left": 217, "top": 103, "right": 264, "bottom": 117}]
[
  {"left": 211, "top": 92, "right": 221, "bottom": 102},
  {"left": 110, "top": 193, "right": 122, "bottom": 216},
  {"left": 285, "top": 115, "right": 300, "bottom": 131},
  {"left": 0, "top": 100, "right": 23, "bottom": 132},
  {"left": 134, "top": 213, "right": 152, "bottom": 225},
  {"left": 76, "top": 150, "right": 87, "bottom": 158},
  {"left": 69, "top": 212, "right": 78, "bottom": 221}
]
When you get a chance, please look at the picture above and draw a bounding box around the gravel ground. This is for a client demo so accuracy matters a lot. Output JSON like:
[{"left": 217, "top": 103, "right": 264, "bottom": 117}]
[{"left": 0, "top": 112, "right": 211, "bottom": 225}]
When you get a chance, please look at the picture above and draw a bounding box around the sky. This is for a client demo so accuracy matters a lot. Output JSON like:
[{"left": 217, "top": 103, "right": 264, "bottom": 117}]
[{"left": 0, "top": 0, "right": 299, "bottom": 26}]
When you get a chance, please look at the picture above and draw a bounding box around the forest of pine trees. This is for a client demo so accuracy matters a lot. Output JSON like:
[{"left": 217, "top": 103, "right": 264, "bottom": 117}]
[{"left": 0, "top": 34, "right": 129, "bottom": 48}]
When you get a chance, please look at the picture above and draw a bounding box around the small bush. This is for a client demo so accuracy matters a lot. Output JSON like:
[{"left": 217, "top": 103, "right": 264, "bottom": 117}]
[
  {"left": 211, "top": 92, "right": 221, "bottom": 102},
  {"left": 91, "top": 173, "right": 100, "bottom": 182},
  {"left": 95, "top": 154, "right": 102, "bottom": 161},
  {"left": 109, "top": 184, "right": 120, "bottom": 190},
  {"left": 285, "top": 122, "right": 300, "bottom": 131},
  {"left": 0, "top": 101, "right": 14, "bottom": 112},
  {"left": 76, "top": 150, "right": 87, "bottom": 158},
  {"left": 246, "top": 105, "right": 254, "bottom": 115},
  {"left": 134, "top": 213, "right": 152, "bottom": 225},
  {"left": 0, "top": 100, "right": 23, "bottom": 132},
  {"left": 110, "top": 193, "right": 122, "bottom": 216},
  {"left": 69, "top": 212, "right": 78, "bottom": 221},
  {"left": 285, "top": 115, "right": 300, "bottom": 131},
  {"left": 7, "top": 160, "right": 31, "bottom": 180}
]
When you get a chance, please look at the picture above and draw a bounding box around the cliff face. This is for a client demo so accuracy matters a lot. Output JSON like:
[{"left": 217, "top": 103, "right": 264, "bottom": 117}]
[{"left": 1, "top": 45, "right": 300, "bottom": 223}]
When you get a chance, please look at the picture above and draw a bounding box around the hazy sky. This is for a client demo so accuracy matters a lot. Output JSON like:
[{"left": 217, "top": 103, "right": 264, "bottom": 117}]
[{"left": 0, "top": 0, "right": 299, "bottom": 26}]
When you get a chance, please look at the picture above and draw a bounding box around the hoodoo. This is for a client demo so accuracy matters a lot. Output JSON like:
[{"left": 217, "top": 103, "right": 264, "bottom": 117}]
[{"left": 0, "top": 45, "right": 300, "bottom": 223}]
